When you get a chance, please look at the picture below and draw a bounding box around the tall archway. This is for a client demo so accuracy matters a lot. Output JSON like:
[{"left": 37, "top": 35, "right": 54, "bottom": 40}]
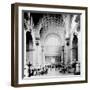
[
  {"left": 44, "top": 34, "right": 61, "bottom": 65},
  {"left": 26, "top": 31, "right": 33, "bottom": 51},
  {"left": 26, "top": 31, "right": 34, "bottom": 65}
]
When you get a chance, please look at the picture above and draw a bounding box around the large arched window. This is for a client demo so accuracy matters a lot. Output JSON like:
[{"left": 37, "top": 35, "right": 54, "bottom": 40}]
[
  {"left": 44, "top": 34, "right": 61, "bottom": 56},
  {"left": 45, "top": 37, "right": 60, "bottom": 46},
  {"left": 44, "top": 34, "right": 61, "bottom": 65}
]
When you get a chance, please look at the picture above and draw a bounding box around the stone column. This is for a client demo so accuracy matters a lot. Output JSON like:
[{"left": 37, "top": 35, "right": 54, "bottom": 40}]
[
  {"left": 77, "top": 28, "right": 81, "bottom": 63},
  {"left": 31, "top": 29, "right": 36, "bottom": 67},
  {"left": 70, "top": 34, "right": 73, "bottom": 64},
  {"left": 24, "top": 30, "right": 26, "bottom": 65},
  {"left": 65, "top": 38, "right": 70, "bottom": 65},
  {"left": 62, "top": 46, "right": 65, "bottom": 65},
  {"left": 64, "top": 15, "right": 71, "bottom": 65},
  {"left": 41, "top": 46, "right": 45, "bottom": 66},
  {"left": 35, "top": 40, "right": 40, "bottom": 68}
]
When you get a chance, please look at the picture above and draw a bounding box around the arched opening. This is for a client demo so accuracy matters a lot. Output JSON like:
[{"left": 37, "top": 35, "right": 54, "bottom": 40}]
[
  {"left": 26, "top": 31, "right": 34, "bottom": 65},
  {"left": 72, "top": 34, "right": 78, "bottom": 61},
  {"left": 44, "top": 34, "right": 61, "bottom": 71},
  {"left": 26, "top": 31, "right": 33, "bottom": 51},
  {"left": 44, "top": 34, "right": 61, "bottom": 56}
]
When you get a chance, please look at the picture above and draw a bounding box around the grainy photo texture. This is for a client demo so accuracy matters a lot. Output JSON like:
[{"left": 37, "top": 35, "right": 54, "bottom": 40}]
[{"left": 23, "top": 11, "right": 81, "bottom": 78}]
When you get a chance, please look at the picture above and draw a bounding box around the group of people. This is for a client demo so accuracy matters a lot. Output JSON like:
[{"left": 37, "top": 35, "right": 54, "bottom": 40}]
[
  {"left": 25, "top": 60, "right": 80, "bottom": 77},
  {"left": 59, "top": 60, "right": 80, "bottom": 75},
  {"left": 28, "top": 65, "right": 48, "bottom": 77}
]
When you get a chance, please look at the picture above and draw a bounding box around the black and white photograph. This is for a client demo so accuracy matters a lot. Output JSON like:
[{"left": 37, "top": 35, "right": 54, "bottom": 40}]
[
  {"left": 11, "top": 3, "right": 87, "bottom": 86},
  {"left": 23, "top": 11, "right": 81, "bottom": 78}
]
